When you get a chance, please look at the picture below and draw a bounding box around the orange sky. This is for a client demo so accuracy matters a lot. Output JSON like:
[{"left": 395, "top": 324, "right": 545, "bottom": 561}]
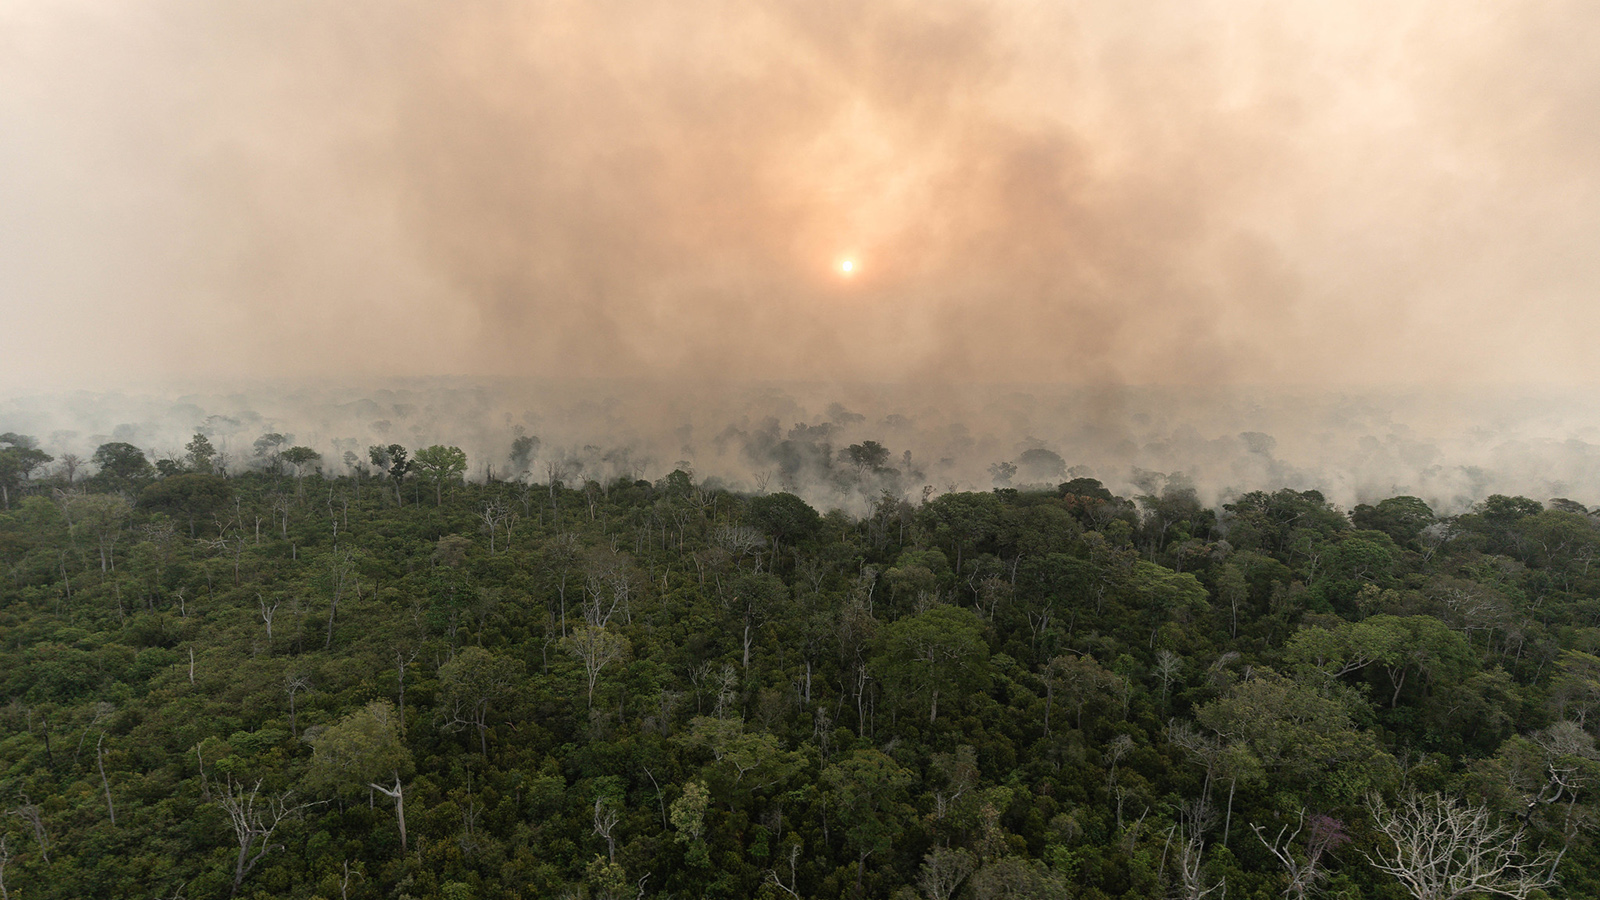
[{"left": 3, "top": 1, "right": 1598, "bottom": 389}]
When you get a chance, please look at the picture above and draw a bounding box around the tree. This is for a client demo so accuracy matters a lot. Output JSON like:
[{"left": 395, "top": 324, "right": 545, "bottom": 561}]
[
  {"left": 560, "top": 623, "right": 630, "bottom": 709},
  {"left": 844, "top": 441, "right": 891, "bottom": 471},
  {"left": 252, "top": 432, "right": 289, "bottom": 474},
  {"left": 306, "top": 701, "right": 414, "bottom": 851},
  {"left": 669, "top": 780, "right": 709, "bottom": 844},
  {"left": 676, "top": 716, "right": 804, "bottom": 795},
  {"left": 184, "top": 432, "right": 218, "bottom": 474},
  {"left": 1352, "top": 496, "right": 1436, "bottom": 548},
  {"left": 67, "top": 494, "right": 133, "bottom": 574},
  {"left": 413, "top": 444, "right": 468, "bottom": 506},
  {"left": 1040, "top": 653, "right": 1118, "bottom": 734},
  {"left": 1196, "top": 669, "right": 1392, "bottom": 806},
  {"left": 730, "top": 571, "right": 786, "bottom": 669},
  {"left": 918, "top": 847, "right": 976, "bottom": 900},
  {"left": 919, "top": 491, "right": 1003, "bottom": 574},
  {"left": 1364, "top": 792, "right": 1563, "bottom": 900},
  {"left": 1251, "top": 811, "right": 1348, "bottom": 900},
  {"left": 139, "top": 473, "right": 232, "bottom": 537},
  {"left": 0, "top": 434, "right": 51, "bottom": 510},
  {"left": 217, "top": 777, "right": 314, "bottom": 897},
  {"left": 1286, "top": 615, "right": 1472, "bottom": 709},
  {"left": 90, "top": 441, "right": 153, "bottom": 488},
  {"left": 280, "top": 446, "right": 321, "bottom": 482},
  {"left": 1016, "top": 448, "right": 1067, "bottom": 483},
  {"left": 967, "top": 856, "right": 1070, "bottom": 900},
  {"left": 744, "top": 492, "right": 820, "bottom": 552},
  {"left": 509, "top": 432, "right": 540, "bottom": 476},
  {"left": 1223, "top": 489, "right": 1347, "bottom": 555},
  {"left": 821, "top": 748, "right": 915, "bottom": 891},
  {"left": 369, "top": 444, "right": 410, "bottom": 504},
  {"left": 871, "top": 604, "right": 990, "bottom": 724},
  {"left": 1549, "top": 650, "right": 1600, "bottom": 727},
  {"left": 988, "top": 461, "right": 1017, "bottom": 488},
  {"left": 438, "top": 647, "right": 523, "bottom": 757}
]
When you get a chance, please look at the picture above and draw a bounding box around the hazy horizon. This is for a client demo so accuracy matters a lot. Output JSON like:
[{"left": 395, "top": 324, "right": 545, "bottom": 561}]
[
  {"left": 4, "top": 378, "right": 1600, "bottom": 520},
  {"left": 6, "top": 3, "right": 1600, "bottom": 511}
]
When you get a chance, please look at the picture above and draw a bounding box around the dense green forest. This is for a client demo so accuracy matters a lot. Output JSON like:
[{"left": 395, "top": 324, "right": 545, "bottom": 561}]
[{"left": 1, "top": 431, "right": 1597, "bottom": 899}]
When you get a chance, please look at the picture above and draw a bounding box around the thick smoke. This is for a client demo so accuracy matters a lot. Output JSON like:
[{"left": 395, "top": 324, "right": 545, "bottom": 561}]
[
  {"left": 3, "top": 1, "right": 1600, "bottom": 387},
  {"left": 4, "top": 3, "right": 1600, "bottom": 509},
  {"left": 6, "top": 382, "right": 1600, "bottom": 518}
]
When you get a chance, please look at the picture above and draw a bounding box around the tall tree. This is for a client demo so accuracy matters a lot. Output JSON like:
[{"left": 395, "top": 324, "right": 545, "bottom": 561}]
[
  {"left": 305, "top": 701, "right": 414, "bottom": 851},
  {"left": 90, "top": 441, "right": 153, "bottom": 489},
  {"left": 217, "top": 777, "right": 313, "bottom": 897},
  {"left": 413, "top": 444, "right": 468, "bottom": 506},
  {"left": 0, "top": 433, "right": 51, "bottom": 510},
  {"left": 252, "top": 433, "right": 289, "bottom": 475},
  {"left": 821, "top": 748, "right": 915, "bottom": 892},
  {"left": 1365, "top": 792, "right": 1563, "bottom": 900},
  {"left": 369, "top": 444, "right": 411, "bottom": 504},
  {"left": 438, "top": 647, "right": 523, "bottom": 757},
  {"left": 280, "top": 446, "right": 322, "bottom": 491},
  {"left": 184, "top": 432, "right": 218, "bottom": 474},
  {"left": 871, "top": 604, "right": 990, "bottom": 724}
]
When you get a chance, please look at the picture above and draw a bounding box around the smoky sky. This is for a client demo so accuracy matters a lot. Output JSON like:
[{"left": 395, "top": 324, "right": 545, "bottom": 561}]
[{"left": 3, "top": 1, "right": 1600, "bottom": 390}]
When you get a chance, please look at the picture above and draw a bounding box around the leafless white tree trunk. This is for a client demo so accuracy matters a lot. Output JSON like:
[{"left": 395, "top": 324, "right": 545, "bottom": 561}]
[
  {"left": 1364, "top": 793, "right": 1563, "bottom": 900},
  {"left": 218, "top": 777, "right": 313, "bottom": 897},
  {"left": 1252, "top": 811, "right": 1347, "bottom": 900},
  {"left": 6, "top": 800, "right": 48, "bottom": 863},
  {"left": 593, "top": 797, "right": 621, "bottom": 863}
]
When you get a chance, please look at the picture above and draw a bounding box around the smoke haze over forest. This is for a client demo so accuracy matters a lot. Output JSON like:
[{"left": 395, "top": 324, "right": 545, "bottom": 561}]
[
  {"left": 5, "top": 380, "right": 1600, "bottom": 518},
  {"left": 4, "top": 2, "right": 1600, "bottom": 507}
]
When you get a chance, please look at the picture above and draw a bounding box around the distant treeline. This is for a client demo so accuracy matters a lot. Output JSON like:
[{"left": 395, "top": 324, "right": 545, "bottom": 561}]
[{"left": 0, "top": 431, "right": 1597, "bottom": 899}]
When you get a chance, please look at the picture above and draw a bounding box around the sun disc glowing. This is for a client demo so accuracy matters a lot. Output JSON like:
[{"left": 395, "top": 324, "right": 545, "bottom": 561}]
[{"left": 840, "top": 259, "right": 855, "bottom": 274}]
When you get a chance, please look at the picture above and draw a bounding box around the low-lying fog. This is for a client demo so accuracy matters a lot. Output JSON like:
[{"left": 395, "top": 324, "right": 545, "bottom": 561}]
[{"left": 5, "top": 380, "right": 1599, "bottom": 516}]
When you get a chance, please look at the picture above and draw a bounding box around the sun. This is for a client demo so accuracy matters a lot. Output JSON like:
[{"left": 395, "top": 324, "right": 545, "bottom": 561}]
[{"left": 839, "top": 259, "right": 855, "bottom": 275}]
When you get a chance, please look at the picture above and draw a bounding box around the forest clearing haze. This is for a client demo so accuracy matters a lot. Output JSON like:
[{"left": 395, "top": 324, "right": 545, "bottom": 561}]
[{"left": 4, "top": 1, "right": 1600, "bottom": 505}]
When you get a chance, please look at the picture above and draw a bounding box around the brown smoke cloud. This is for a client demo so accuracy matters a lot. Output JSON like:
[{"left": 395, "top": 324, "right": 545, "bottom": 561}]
[{"left": 3, "top": 1, "right": 1600, "bottom": 389}]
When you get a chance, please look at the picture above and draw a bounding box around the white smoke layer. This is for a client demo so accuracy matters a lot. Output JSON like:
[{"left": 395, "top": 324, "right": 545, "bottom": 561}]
[{"left": 5, "top": 380, "right": 1599, "bottom": 516}]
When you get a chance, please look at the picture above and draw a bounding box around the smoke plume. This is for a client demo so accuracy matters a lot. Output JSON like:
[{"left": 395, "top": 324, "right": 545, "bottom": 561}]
[{"left": 4, "top": 1, "right": 1600, "bottom": 388}]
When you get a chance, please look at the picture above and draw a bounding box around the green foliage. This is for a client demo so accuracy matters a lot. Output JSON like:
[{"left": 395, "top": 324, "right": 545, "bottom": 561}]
[
  {"left": 138, "top": 473, "right": 232, "bottom": 535},
  {"left": 90, "top": 441, "right": 153, "bottom": 486},
  {"left": 743, "top": 492, "right": 820, "bottom": 546},
  {"left": 669, "top": 780, "right": 709, "bottom": 843},
  {"left": 306, "top": 701, "right": 413, "bottom": 797},
  {"left": 1352, "top": 495, "right": 1435, "bottom": 547},
  {"left": 413, "top": 445, "right": 468, "bottom": 505},
  {"left": 872, "top": 604, "right": 989, "bottom": 724},
  {"left": 0, "top": 434, "right": 52, "bottom": 509},
  {"left": 0, "top": 457, "right": 1596, "bottom": 899}
]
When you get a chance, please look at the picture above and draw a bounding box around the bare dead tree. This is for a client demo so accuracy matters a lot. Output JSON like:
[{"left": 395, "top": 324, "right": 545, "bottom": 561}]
[
  {"left": 561, "top": 624, "right": 630, "bottom": 709},
  {"left": 919, "top": 847, "right": 976, "bottom": 900},
  {"left": 258, "top": 593, "right": 279, "bottom": 643},
  {"left": 1364, "top": 793, "right": 1564, "bottom": 900},
  {"left": 1168, "top": 800, "right": 1226, "bottom": 900},
  {"left": 593, "top": 797, "right": 620, "bottom": 863},
  {"left": 338, "top": 859, "right": 358, "bottom": 900},
  {"left": 96, "top": 733, "right": 115, "bottom": 826},
  {"left": 9, "top": 798, "right": 49, "bottom": 863},
  {"left": 478, "top": 499, "right": 517, "bottom": 555},
  {"left": 322, "top": 548, "right": 356, "bottom": 650},
  {"left": 217, "top": 777, "right": 317, "bottom": 897},
  {"left": 581, "top": 550, "right": 635, "bottom": 628},
  {"left": 1252, "top": 811, "right": 1348, "bottom": 900},
  {"left": 765, "top": 842, "right": 803, "bottom": 899},
  {"left": 285, "top": 672, "right": 312, "bottom": 739}
]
